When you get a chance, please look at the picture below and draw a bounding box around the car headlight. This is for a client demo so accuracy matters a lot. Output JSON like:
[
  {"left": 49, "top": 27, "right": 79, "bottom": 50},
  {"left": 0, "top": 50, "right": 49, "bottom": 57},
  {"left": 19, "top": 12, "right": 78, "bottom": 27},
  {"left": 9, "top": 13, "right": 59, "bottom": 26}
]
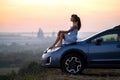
[{"left": 44, "top": 47, "right": 61, "bottom": 53}]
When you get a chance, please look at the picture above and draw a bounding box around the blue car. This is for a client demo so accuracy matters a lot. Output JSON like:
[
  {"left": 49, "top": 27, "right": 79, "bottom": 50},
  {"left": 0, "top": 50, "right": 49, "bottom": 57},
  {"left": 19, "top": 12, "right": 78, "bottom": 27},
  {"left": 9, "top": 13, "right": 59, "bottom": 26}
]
[{"left": 41, "top": 25, "right": 120, "bottom": 74}]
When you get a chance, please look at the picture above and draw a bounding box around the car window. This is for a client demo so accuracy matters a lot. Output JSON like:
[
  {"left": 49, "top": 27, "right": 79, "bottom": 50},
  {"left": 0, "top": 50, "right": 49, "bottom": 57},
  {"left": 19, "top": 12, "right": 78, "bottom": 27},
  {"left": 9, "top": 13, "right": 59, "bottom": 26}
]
[
  {"left": 118, "top": 34, "right": 120, "bottom": 41},
  {"left": 101, "top": 34, "right": 118, "bottom": 42},
  {"left": 91, "top": 33, "right": 118, "bottom": 43}
]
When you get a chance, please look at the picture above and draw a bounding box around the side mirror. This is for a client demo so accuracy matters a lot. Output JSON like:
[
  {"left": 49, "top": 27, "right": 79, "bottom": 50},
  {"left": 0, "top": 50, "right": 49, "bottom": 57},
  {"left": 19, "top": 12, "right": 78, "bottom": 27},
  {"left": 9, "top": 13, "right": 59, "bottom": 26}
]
[{"left": 95, "top": 38, "right": 103, "bottom": 45}]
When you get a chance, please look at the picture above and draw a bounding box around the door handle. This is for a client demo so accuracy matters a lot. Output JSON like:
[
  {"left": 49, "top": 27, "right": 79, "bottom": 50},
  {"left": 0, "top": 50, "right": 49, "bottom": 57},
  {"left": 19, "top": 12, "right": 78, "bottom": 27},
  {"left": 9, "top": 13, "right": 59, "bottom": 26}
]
[{"left": 117, "top": 45, "right": 120, "bottom": 48}]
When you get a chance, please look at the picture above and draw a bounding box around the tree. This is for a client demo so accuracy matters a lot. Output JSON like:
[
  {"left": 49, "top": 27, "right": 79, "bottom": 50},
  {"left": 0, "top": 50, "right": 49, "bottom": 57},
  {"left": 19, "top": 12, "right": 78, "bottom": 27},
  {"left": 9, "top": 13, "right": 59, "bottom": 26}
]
[{"left": 37, "top": 28, "right": 44, "bottom": 38}]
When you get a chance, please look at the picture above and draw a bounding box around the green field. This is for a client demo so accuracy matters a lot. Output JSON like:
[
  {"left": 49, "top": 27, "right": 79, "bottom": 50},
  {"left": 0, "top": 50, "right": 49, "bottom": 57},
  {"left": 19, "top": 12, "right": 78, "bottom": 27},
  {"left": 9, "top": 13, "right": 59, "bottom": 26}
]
[{"left": 0, "top": 67, "right": 19, "bottom": 75}]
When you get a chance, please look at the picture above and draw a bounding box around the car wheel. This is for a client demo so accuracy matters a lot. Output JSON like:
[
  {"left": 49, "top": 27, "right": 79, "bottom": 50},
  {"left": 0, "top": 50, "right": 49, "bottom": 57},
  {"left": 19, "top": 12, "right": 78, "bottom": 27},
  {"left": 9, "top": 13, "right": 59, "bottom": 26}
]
[{"left": 61, "top": 54, "right": 84, "bottom": 74}]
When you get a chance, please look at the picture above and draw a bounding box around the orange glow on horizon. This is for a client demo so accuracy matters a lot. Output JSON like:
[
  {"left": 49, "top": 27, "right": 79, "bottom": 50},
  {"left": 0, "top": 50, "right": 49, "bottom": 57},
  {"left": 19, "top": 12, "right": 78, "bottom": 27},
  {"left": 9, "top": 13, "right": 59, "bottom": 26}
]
[{"left": 0, "top": 0, "right": 120, "bottom": 32}]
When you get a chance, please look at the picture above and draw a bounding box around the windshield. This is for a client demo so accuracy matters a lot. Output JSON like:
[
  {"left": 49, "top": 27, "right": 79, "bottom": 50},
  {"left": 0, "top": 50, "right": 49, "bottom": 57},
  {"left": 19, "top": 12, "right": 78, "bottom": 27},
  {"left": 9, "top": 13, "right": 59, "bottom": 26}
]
[{"left": 79, "top": 29, "right": 108, "bottom": 41}]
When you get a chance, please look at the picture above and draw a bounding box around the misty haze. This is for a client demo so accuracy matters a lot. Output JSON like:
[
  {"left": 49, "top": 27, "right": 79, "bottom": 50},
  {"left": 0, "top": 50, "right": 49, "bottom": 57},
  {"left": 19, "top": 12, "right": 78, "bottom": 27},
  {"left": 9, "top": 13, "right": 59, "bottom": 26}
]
[{"left": 0, "top": 28, "right": 95, "bottom": 68}]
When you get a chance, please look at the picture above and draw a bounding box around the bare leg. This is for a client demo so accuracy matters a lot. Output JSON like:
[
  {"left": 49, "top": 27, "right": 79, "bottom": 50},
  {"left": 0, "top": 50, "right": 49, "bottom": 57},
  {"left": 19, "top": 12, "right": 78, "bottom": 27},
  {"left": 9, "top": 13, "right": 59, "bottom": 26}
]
[
  {"left": 49, "top": 32, "right": 61, "bottom": 49},
  {"left": 49, "top": 36, "right": 60, "bottom": 49},
  {"left": 57, "top": 33, "right": 64, "bottom": 47},
  {"left": 49, "top": 32, "right": 64, "bottom": 49}
]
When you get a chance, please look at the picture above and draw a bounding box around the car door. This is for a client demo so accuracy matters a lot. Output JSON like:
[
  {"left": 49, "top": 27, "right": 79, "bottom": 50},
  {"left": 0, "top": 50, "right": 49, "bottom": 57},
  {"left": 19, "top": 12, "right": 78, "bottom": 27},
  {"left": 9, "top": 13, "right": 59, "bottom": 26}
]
[{"left": 88, "top": 30, "right": 120, "bottom": 65}]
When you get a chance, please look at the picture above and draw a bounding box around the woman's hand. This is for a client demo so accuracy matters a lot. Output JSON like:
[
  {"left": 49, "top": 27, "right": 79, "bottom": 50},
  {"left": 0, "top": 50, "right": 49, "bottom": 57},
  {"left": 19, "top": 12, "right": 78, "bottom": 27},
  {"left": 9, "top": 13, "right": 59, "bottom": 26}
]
[{"left": 58, "top": 26, "right": 77, "bottom": 36}]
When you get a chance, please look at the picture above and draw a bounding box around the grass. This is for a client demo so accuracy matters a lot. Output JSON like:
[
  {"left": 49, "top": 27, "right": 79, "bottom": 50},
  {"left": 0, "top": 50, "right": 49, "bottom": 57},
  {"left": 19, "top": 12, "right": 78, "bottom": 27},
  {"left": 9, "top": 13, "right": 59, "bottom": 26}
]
[
  {"left": 15, "top": 68, "right": 120, "bottom": 80},
  {"left": 0, "top": 67, "right": 19, "bottom": 75},
  {"left": 1, "top": 62, "right": 120, "bottom": 80}
]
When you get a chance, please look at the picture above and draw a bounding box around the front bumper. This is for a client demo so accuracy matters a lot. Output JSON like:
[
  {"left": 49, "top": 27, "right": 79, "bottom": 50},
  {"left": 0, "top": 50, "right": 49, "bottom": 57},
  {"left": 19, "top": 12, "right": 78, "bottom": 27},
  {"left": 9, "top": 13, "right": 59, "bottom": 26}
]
[{"left": 41, "top": 51, "right": 60, "bottom": 68}]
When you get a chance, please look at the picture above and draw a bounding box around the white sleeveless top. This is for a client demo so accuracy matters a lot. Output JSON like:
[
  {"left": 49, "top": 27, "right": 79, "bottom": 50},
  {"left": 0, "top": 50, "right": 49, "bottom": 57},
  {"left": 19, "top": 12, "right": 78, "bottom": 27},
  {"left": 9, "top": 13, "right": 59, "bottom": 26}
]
[{"left": 64, "top": 25, "right": 78, "bottom": 44}]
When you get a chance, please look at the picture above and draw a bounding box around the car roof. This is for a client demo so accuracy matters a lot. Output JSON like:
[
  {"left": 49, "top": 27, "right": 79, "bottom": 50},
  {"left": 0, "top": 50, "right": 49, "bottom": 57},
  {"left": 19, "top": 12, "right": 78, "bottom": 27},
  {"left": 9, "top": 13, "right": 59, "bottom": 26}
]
[
  {"left": 113, "top": 25, "right": 120, "bottom": 29},
  {"left": 85, "top": 25, "right": 120, "bottom": 42}
]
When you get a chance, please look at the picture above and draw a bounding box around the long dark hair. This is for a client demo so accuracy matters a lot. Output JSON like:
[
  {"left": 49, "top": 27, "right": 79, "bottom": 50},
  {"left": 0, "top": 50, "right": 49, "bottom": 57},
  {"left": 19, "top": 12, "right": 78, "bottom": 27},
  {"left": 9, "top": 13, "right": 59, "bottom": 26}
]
[{"left": 71, "top": 14, "right": 81, "bottom": 30}]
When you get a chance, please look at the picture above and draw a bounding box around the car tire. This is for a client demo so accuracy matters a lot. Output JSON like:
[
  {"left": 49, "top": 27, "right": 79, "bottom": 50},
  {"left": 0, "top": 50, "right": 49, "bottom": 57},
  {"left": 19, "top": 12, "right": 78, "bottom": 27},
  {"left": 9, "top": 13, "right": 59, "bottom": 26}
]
[{"left": 61, "top": 53, "right": 85, "bottom": 74}]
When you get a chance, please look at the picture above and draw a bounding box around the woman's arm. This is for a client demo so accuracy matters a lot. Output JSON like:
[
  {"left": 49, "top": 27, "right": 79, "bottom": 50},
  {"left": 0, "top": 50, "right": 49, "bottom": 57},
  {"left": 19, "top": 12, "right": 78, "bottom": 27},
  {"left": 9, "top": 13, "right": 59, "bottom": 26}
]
[{"left": 59, "top": 26, "right": 77, "bottom": 34}]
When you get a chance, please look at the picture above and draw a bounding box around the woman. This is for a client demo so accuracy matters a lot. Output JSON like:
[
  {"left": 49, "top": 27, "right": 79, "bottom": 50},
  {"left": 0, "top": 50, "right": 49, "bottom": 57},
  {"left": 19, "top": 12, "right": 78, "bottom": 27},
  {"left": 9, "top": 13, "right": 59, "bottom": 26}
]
[{"left": 49, "top": 14, "right": 81, "bottom": 49}]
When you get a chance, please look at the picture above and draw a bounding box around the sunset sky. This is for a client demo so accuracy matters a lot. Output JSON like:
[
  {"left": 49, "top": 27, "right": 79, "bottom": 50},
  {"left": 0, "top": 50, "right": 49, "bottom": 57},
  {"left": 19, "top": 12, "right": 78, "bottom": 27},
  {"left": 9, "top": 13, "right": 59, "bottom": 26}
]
[{"left": 0, "top": 0, "right": 120, "bottom": 32}]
